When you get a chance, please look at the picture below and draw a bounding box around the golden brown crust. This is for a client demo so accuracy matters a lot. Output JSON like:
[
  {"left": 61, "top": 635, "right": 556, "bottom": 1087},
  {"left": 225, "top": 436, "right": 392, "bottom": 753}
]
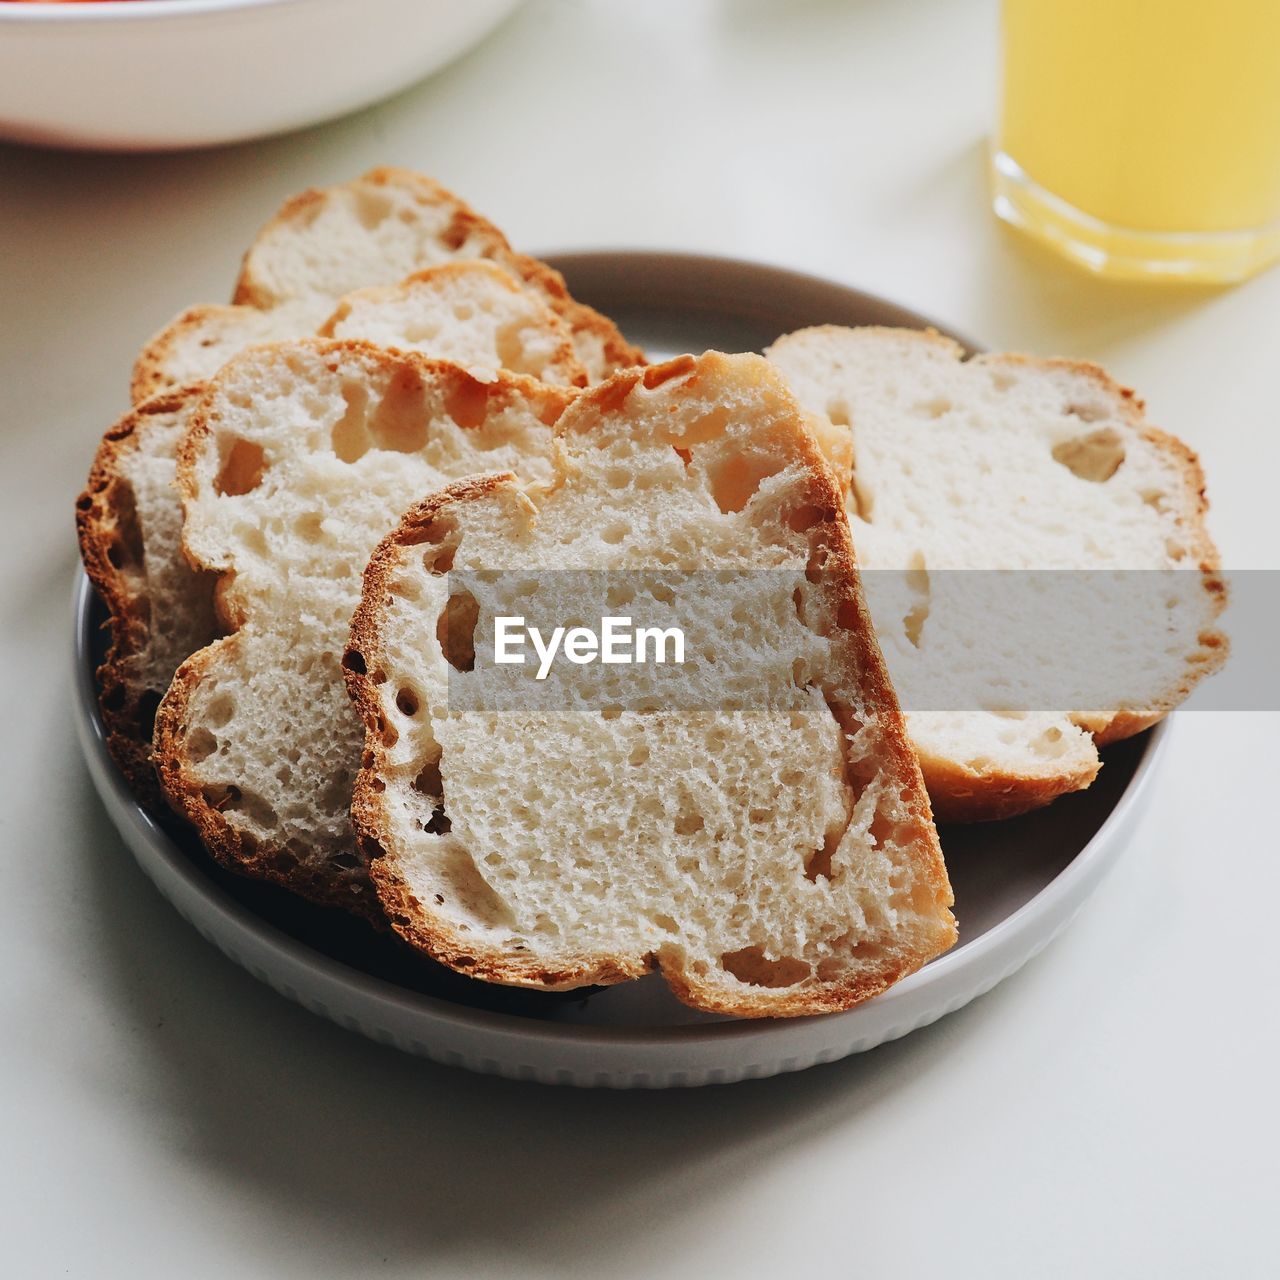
[
  {"left": 232, "top": 167, "right": 644, "bottom": 377},
  {"left": 76, "top": 384, "right": 212, "bottom": 807},
  {"left": 131, "top": 304, "right": 271, "bottom": 404},
  {"left": 344, "top": 353, "right": 956, "bottom": 1017},
  {"left": 152, "top": 634, "right": 384, "bottom": 921}
]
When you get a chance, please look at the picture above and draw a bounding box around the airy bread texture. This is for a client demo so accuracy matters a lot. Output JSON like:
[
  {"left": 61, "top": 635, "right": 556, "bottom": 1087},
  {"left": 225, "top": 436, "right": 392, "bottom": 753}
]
[
  {"left": 345, "top": 352, "right": 956, "bottom": 1016},
  {"left": 152, "top": 340, "right": 576, "bottom": 916},
  {"left": 319, "top": 261, "right": 587, "bottom": 387},
  {"left": 767, "top": 326, "right": 1227, "bottom": 820},
  {"left": 131, "top": 167, "right": 643, "bottom": 400},
  {"left": 76, "top": 385, "right": 219, "bottom": 804}
]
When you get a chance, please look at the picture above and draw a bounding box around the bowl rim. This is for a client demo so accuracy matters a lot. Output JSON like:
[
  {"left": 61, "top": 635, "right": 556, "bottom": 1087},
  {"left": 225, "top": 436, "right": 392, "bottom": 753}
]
[{"left": 0, "top": 0, "right": 309, "bottom": 25}]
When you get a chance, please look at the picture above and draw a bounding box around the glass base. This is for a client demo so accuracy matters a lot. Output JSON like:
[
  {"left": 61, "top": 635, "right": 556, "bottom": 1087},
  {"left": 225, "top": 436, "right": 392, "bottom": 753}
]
[{"left": 990, "top": 149, "right": 1280, "bottom": 283}]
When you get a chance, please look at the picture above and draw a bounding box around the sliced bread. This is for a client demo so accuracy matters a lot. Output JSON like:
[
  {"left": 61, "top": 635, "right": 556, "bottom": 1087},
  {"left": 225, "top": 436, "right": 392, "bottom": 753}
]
[
  {"left": 766, "top": 326, "right": 1227, "bottom": 820},
  {"left": 344, "top": 352, "right": 956, "bottom": 1016},
  {"left": 86, "top": 266, "right": 589, "bottom": 808},
  {"left": 151, "top": 340, "right": 575, "bottom": 917},
  {"left": 318, "top": 260, "right": 587, "bottom": 387},
  {"left": 76, "top": 385, "right": 219, "bottom": 805},
  {"left": 131, "top": 168, "right": 643, "bottom": 400}
]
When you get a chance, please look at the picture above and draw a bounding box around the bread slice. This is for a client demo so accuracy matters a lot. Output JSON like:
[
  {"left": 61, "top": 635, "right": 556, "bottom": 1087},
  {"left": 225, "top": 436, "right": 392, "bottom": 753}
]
[
  {"left": 87, "top": 265, "right": 587, "bottom": 809},
  {"left": 318, "top": 261, "right": 587, "bottom": 387},
  {"left": 76, "top": 385, "right": 220, "bottom": 805},
  {"left": 131, "top": 168, "right": 643, "bottom": 400},
  {"left": 766, "top": 326, "right": 1227, "bottom": 820},
  {"left": 151, "top": 340, "right": 575, "bottom": 917},
  {"left": 344, "top": 351, "right": 956, "bottom": 1016}
]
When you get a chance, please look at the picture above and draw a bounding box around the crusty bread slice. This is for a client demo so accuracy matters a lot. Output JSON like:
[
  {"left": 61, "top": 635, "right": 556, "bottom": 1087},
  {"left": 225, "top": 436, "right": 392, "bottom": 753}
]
[
  {"left": 76, "top": 385, "right": 219, "bottom": 805},
  {"left": 131, "top": 168, "right": 642, "bottom": 400},
  {"left": 767, "top": 326, "right": 1227, "bottom": 820},
  {"left": 151, "top": 340, "right": 575, "bottom": 917},
  {"left": 344, "top": 352, "right": 956, "bottom": 1016},
  {"left": 318, "top": 261, "right": 587, "bottom": 387},
  {"left": 89, "top": 265, "right": 585, "bottom": 810}
]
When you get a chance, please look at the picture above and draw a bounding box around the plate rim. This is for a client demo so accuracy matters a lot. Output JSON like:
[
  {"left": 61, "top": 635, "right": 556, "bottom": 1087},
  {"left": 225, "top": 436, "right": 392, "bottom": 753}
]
[
  {"left": 72, "top": 568, "right": 1169, "bottom": 1050},
  {"left": 70, "top": 252, "right": 1171, "bottom": 1078}
]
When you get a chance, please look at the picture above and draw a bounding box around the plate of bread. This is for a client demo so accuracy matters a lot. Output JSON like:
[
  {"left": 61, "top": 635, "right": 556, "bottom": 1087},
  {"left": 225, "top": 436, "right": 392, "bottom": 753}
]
[{"left": 73, "top": 169, "right": 1226, "bottom": 1087}]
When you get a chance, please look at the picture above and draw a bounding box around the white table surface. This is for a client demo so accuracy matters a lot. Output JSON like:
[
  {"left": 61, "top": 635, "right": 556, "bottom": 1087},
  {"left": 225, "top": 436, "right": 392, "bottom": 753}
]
[{"left": 1, "top": 1, "right": 1276, "bottom": 1276}]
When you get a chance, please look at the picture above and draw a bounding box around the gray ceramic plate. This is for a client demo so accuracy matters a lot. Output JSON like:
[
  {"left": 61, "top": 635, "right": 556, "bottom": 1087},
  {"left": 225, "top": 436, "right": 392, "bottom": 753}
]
[{"left": 73, "top": 252, "right": 1168, "bottom": 1087}]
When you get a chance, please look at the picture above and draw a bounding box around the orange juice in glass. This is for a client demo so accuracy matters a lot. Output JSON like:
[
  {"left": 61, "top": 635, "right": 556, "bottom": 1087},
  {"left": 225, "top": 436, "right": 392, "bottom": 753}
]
[{"left": 993, "top": 0, "right": 1280, "bottom": 281}]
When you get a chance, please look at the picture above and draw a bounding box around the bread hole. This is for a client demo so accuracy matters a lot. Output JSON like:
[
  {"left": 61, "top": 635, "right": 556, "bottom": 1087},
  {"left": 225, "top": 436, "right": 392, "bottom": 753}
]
[
  {"left": 990, "top": 371, "right": 1015, "bottom": 393},
  {"left": 1052, "top": 428, "right": 1125, "bottom": 482},
  {"left": 203, "top": 784, "right": 277, "bottom": 829},
  {"left": 332, "top": 380, "right": 372, "bottom": 462},
  {"left": 1165, "top": 540, "right": 1187, "bottom": 562},
  {"left": 442, "top": 371, "right": 492, "bottom": 431},
  {"left": 826, "top": 398, "right": 851, "bottom": 428},
  {"left": 601, "top": 522, "right": 629, "bottom": 546},
  {"left": 215, "top": 437, "right": 267, "bottom": 495},
  {"left": 605, "top": 467, "right": 631, "bottom": 490},
  {"left": 720, "top": 946, "right": 811, "bottom": 989},
  {"left": 674, "top": 809, "right": 704, "bottom": 836},
  {"left": 437, "top": 589, "right": 479, "bottom": 672},
  {"left": 369, "top": 776, "right": 385, "bottom": 793},
  {"left": 805, "top": 548, "right": 830, "bottom": 584},
  {"left": 201, "top": 693, "right": 234, "bottom": 729},
  {"left": 439, "top": 213, "right": 471, "bottom": 252},
  {"left": 628, "top": 743, "right": 650, "bottom": 766},
  {"left": 650, "top": 581, "right": 676, "bottom": 605},
  {"left": 102, "top": 684, "right": 126, "bottom": 715},
  {"left": 494, "top": 320, "right": 535, "bottom": 376},
  {"left": 186, "top": 727, "right": 218, "bottom": 763},
  {"left": 903, "top": 552, "right": 931, "bottom": 648},
  {"left": 1031, "top": 726, "right": 1069, "bottom": 759},
  {"left": 649, "top": 912, "right": 679, "bottom": 934},
  {"left": 642, "top": 355, "right": 696, "bottom": 390},
  {"left": 412, "top": 759, "right": 443, "bottom": 798},
  {"left": 914, "top": 397, "right": 952, "bottom": 419},
  {"left": 104, "top": 481, "right": 144, "bottom": 571},
  {"left": 606, "top": 583, "right": 635, "bottom": 608},
  {"left": 437, "top": 846, "right": 515, "bottom": 929},
  {"left": 1142, "top": 489, "right": 1171, "bottom": 514},
  {"left": 673, "top": 404, "right": 731, "bottom": 450},
  {"left": 805, "top": 806, "right": 850, "bottom": 881},
  {"left": 292, "top": 511, "right": 325, "bottom": 544},
  {"left": 424, "top": 543, "right": 457, "bottom": 575},
  {"left": 868, "top": 809, "right": 894, "bottom": 850},
  {"left": 352, "top": 188, "right": 393, "bottom": 230},
  {"left": 376, "top": 715, "right": 398, "bottom": 748},
  {"left": 706, "top": 450, "right": 785, "bottom": 515},
  {"left": 1066, "top": 400, "right": 1109, "bottom": 423},
  {"left": 785, "top": 503, "right": 834, "bottom": 533},
  {"left": 366, "top": 365, "right": 429, "bottom": 452},
  {"left": 395, "top": 687, "right": 420, "bottom": 717},
  {"left": 342, "top": 648, "right": 367, "bottom": 676}
]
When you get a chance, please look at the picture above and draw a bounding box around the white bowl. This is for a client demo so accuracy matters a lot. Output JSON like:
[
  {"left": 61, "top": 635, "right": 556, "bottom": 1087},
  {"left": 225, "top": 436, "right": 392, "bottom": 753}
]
[{"left": 0, "top": 0, "right": 522, "bottom": 151}]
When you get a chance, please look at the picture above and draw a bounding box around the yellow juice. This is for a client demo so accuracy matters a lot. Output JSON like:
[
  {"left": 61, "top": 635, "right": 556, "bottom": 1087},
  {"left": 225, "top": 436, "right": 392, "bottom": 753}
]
[{"left": 994, "top": 0, "right": 1280, "bottom": 280}]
